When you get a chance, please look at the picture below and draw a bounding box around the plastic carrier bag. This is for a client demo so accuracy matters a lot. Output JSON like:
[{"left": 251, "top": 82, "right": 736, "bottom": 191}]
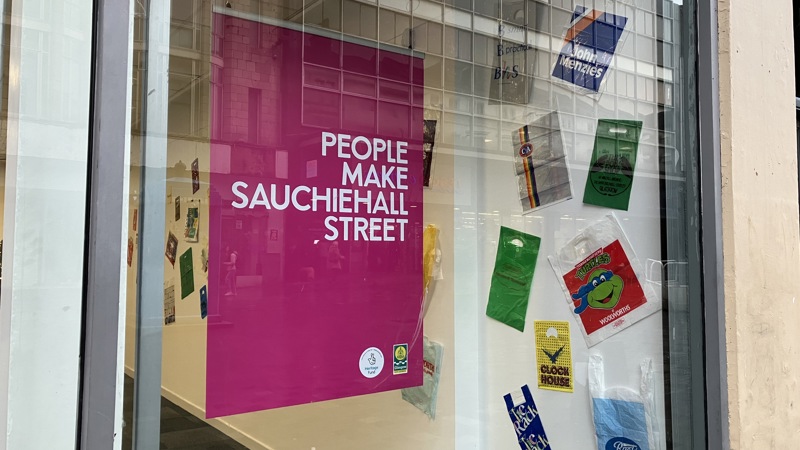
[
  {"left": 486, "top": 227, "right": 541, "bottom": 332},
  {"left": 588, "top": 354, "right": 657, "bottom": 450},
  {"left": 512, "top": 111, "right": 572, "bottom": 214},
  {"left": 422, "top": 224, "right": 443, "bottom": 318},
  {"left": 401, "top": 337, "right": 443, "bottom": 419},
  {"left": 549, "top": 214, "right": 660, "bottom": 346},
  {"left": 503, "top": 384, "right": 552, "bottom": 450}
]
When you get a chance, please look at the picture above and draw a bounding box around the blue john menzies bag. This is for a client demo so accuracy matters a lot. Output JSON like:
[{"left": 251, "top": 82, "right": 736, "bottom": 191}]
[
  {"left": 551, "top": 6, "right": 628, "bottom": 95},
  {"left": 503, "top": 385, "right": 551, "bottom": 450},
  {"left": 588, "top": 355, "right": 657, "bottom": 450}
]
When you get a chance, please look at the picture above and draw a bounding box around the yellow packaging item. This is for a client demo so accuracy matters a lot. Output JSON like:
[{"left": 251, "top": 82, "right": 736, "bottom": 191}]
[
  {"left": 534, "top": 321, "right": 573, "bottom": 393},
  {"left": 423, "top": 224, "right": 440, "bottom": 292}
]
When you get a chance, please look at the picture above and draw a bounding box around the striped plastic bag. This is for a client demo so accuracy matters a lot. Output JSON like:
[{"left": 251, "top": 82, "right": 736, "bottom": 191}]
[{"left": 512, "top": 111, "right": 573, "bottom": 214}]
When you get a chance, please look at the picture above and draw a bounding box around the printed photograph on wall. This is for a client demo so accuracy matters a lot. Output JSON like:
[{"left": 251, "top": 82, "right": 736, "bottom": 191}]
[
  {"left": 163, "top": 282, "right": 176, "bottom": 326},
  {"left": 179, "top": 248, "right": 194, "bottom": 299},
  {"left": 185, "top": 201, "right": 199, "bottom": 242},
  {"left": 165, "top": 232, "right": 178, "bottom": 267},
  {"left": 191, "top": 158, "right": 200, "bottom": 194}
]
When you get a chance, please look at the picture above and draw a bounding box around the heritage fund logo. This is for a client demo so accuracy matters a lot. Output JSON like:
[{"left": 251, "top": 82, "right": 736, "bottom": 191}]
[{"left": 359, "top": 347, "right": 384, "bottom": 378}]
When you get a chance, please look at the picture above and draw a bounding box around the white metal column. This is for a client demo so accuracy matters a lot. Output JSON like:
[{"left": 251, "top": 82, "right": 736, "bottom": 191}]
[{"left": 132, "top": 0, "right": 171, "bottom": 447}]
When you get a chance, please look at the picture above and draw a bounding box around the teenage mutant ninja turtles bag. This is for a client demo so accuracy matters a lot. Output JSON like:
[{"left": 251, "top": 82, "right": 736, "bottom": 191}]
[
  {"left": 588, "top": 354, "right": 657, "bottom": 450},
  {"left": 549, "top": 214, "right": 659, "bottom": 346}
]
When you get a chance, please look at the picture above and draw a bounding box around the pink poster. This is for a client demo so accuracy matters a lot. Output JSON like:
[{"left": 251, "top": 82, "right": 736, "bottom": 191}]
[{"left": 207, "top": 12, "right": 424, "bottom": 418}]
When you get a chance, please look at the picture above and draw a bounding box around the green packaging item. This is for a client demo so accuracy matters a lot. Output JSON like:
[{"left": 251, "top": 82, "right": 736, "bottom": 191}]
[
  {"left": 583, "top": 119, "right": 643, "bottom": 211},
  {"left": 485, "top": 227, "right": 541, "bottom": 332},
  {"left": 180, "top": 248, "right": 195, "bottom": 299}
]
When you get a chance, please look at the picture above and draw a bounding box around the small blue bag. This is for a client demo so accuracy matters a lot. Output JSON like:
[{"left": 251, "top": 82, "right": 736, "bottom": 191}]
[
  {"left": 588, "top": 355, "right": 656, "bottom": 450},
  {"left": 503, "top": 385, "right": 551, "bottom": 450}
]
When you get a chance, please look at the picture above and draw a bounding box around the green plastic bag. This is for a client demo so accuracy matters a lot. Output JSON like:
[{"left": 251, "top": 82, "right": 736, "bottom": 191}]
[
  {"left": 583, "top": 119, "right": 643, "bottom": 211},
  {"left": 486, "top": 227, "right": 541, "bottom": 331}
]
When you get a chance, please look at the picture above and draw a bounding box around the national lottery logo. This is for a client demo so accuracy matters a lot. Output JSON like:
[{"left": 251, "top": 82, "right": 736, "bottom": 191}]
[{"left": 359, "top": 347, "right": 384, "bottom": 379}]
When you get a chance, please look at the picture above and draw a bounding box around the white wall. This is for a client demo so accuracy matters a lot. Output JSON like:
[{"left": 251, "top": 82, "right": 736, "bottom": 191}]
[{"left": 718, "top": 0, "right": 800, "bottom": 447}]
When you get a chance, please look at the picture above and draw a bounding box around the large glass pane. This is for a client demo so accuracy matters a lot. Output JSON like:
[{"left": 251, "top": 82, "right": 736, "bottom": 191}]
[
  {"left": 124, "top": 0, "right": 706, "bottom": 449},
  {"left": 0, "top": 0, "right": 93, "bottom": 446}
]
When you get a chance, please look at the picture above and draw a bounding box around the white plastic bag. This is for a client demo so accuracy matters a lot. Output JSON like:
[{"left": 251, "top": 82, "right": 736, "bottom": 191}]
[
  {"left": 549, "top": 214, "right": 660, "bottom": 346},
  {"left": 588, "top": 354, "right": 658, "bottom": 450},
  {"left": 401, "top": 337, "right": 443, "bottom": 419},
  {"left": 512, "top": 111, "right": 573, "bottom": 214}
]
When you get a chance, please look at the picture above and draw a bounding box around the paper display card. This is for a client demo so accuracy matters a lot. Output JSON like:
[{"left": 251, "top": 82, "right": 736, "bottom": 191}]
[
  {"left": 180, "top": 248, "right": 195, "bottom": 299},
  {"left": 423, "top": 120, "right": 436, "bottom": 187},
  {"left": 185, "top": 202, "right": 199, "bottom": 242},
  {"left": 127, "top": 237, "right": 134, "bottom": 267},
  {"left": 175, "top": 196, "right": 181, "bottom": 221},
  {"left": 200, "top": 285, "right": 208, "bottom": 319},
  {"left": 165, "top": 232, "right": 178, "bottom": 267},
  {"left": 513, "top": 112, "right": 572, "bottom": 214},
  {"left": 583, "top": 120, "right": 643, "bottom": 211},
  {"left": 164, "top": 282, "right": 176, "bottom": 326},
  {"left": 552, "top": 6, "right": 628, "bottom": 95},
  {"left": 534, "top": 321, "right": 573, "bottom": 393},
  {"left": 589, "top": 355, "right": 657, "bottom": 450},
  {"left": 490, "top": 36, "right": 535, "bottom": 105},
  {"left": 401, "top": 337, "right": 443, "bottom": 419},
  {"left": 503, "top": 385, "right": 552, "bottom": 450},
  {"left": 549, "top": 215, "right": 660, "bottom": 346},
  {"left": 192, "top": 158, "right": 200, "bottom": 194},
  {"left": 201, "top": 247, "right": 209, "bottom": 273},
  {"left": 486, "top": 227, "right": 541, "bottom": 332}
]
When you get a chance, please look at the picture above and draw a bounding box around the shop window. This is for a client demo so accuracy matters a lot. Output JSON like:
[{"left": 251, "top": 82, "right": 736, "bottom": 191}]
[{"left": 125, "top": 1, "right": 707, "bottom": 449}]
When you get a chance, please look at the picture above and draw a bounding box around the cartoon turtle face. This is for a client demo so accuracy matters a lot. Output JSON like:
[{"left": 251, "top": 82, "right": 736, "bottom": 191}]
[
  {"left": 571, "top": 269, "right": 624, "bottom": 314},
  {"left": 585, "top": 269, "right": 624, "bottom": 309}
]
